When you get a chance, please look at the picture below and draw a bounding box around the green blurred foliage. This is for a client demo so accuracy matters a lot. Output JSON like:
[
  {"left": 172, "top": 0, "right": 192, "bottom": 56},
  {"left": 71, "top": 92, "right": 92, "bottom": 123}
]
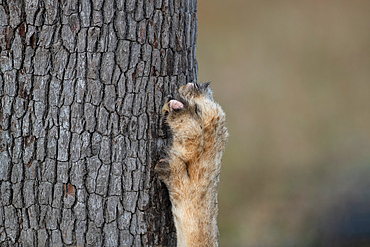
[{"left": 197, "top": 1, "right": 370, "bottom": 246}]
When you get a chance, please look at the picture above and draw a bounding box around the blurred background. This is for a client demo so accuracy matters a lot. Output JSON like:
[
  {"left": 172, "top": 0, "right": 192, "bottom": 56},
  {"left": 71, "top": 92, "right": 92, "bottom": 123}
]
[{"left": 197, "top": 0, "right": 370, "bottom": 246}]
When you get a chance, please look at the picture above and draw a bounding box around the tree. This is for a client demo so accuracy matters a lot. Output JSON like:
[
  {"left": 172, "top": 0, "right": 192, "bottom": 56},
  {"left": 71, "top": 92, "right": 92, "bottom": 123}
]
[{"left": 0, "top": 0, "right": 198, "bottom": 246}]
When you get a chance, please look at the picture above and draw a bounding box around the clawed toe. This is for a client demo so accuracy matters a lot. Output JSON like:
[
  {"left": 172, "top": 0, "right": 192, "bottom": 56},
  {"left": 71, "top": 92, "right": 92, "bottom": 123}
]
[
  {"left": 155, "top": 158, "right": 168, "bottom": 170},
  {"left": 155, "top": 158, "right": 171, "bottom": 181}
]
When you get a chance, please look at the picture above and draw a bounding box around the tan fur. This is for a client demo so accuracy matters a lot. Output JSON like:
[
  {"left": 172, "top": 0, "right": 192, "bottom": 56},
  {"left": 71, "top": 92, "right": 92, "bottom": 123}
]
[{"left": 156, "top": 83, "right": 229, "bottom": 247}]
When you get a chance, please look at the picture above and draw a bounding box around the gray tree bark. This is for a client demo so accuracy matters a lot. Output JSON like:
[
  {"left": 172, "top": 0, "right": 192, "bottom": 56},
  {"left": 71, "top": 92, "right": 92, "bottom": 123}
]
[{"left": 0, "top": 0, "right": 198, "bottom": 246}]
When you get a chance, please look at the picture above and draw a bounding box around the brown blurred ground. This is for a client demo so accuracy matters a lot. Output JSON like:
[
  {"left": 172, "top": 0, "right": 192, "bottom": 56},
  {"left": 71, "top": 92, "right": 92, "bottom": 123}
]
[{"left": 197, "top": 1, "right": 370, "bottom": 246}]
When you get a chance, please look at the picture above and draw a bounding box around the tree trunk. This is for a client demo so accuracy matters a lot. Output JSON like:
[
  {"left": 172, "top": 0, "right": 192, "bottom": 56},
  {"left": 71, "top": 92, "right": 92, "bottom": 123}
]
[{"left": 0, "top": 0, "right": 198, "bottom": 246}]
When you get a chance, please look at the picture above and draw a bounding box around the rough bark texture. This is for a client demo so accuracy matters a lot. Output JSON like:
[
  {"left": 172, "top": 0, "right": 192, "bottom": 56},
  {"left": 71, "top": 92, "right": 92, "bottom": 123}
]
[{"left": 0, "top": 0, "right": 198, "bottom": 246}]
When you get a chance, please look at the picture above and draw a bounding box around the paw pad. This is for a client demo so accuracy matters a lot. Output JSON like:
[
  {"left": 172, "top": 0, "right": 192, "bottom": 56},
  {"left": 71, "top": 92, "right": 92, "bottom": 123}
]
[{"left": 162, "top": 100, "right": 184, "bottom": 115}]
